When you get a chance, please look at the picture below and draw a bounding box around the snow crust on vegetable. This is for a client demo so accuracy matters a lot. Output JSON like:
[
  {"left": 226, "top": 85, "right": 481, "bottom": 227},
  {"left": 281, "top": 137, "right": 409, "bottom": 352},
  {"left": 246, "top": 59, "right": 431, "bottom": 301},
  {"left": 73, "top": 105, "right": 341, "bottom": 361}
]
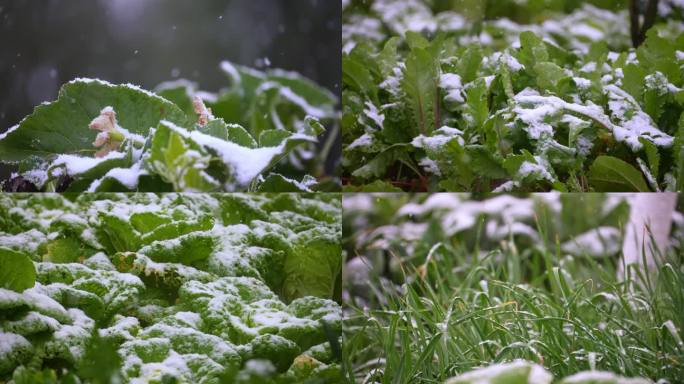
[
  {"left": 0, "top": 193, "right": 342, "bottom": 382},
  {"left": 1, "top": 58, "right": 338, "bottom": 192}
]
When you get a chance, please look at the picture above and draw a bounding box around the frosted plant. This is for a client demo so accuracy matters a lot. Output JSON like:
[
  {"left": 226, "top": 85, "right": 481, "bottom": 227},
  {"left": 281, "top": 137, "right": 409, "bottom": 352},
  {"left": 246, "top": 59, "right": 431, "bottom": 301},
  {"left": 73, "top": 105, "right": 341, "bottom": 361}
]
[
  {"left": 342, "top": 0, "right": 684, "bottom": 192},
  {"left": 0, "top": 61, "right": 339, "bottom": 192},
  {"left": 0, "top": 193, "right": 343, "bottom": 383}
]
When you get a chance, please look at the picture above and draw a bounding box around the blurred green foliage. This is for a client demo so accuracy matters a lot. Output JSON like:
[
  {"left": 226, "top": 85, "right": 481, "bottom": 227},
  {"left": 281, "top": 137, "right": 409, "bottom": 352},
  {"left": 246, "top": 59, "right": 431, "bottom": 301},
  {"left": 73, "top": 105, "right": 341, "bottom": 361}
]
[{"left": 430, "top": 0, "right": 628, "bottom": 22}]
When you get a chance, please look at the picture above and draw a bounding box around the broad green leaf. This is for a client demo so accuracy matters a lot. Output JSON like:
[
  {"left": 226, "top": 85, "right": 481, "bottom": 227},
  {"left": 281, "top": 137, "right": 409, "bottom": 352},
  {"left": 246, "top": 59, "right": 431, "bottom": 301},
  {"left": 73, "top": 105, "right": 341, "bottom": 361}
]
[
  {"left": 220, "top": 60, "right": 267, "bottom": 102},
  {"left": 139, "top": 215, "right": 215, "bottom": 246},
  {"left": 198, "top": 119, "right": 257, "bottom": 148},
  {"left": 259, "top": 130, "right": 292, "bottom": 147},
  {"left": 95, "top": 213, "right": 140, "bottom": 253},
  {"left": 0, "top": 79, "right": 187, "bottom": 162},
  {"left": 206, "top": 90, "right": 244, "bottom": 126},
  {"left": 588, "top": 156, "right": 650, "bottom": 192},
  {"left": 248, "top": 84, "right": 282, "bottom": 138},
  {"left": 503, "top": 150, "right": 535, "bottom": 176},
  {"left": 586, "top": 41, "right": 609, "bottom": 65},
  {"left": 140, "top": 232, "right": 215, "bottom": 265},
  {"left": 58, "top": 145, "right": 136, "bottom": 192},
  {"left": 225, "top": 122, "right": 258, "bottom": 148},
  {"left": 130, "top": 212, "right": 173, "bottom": 233},
  {"left": 218, "top": 195, "right": 269, "bottom": 226},
  {"left": 405, "top": 31, "right": 430, "bottom": 50},
  {"left": 267, "top": 70, "right": 337, "bottom": 111},
  {"left": 154, "top": 79, "right": 197, "bottom": 119},
  {"left": 43, "top": 237, "right": 95, "bottom": 263},
  {"left": 283, "top": 229, "right": 342, "bottom": 301},
  {"left": 0, "top": 247, "right": 36, "bottom": 292},
  {"left": 643, "top": 87, "right": 668, "bottom": 124}
]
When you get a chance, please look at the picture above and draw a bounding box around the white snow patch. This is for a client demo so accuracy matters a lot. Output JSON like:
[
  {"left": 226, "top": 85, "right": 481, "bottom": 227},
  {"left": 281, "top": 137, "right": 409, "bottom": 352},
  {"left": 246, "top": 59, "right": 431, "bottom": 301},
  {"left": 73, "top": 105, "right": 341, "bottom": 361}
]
[
  {"left": 364, "top": 101, "right": 385, "bottom": 129},
  {"left": 346, "top": 133, "right": 375, "bottom": 151},
  {"left": 161, "top": 121, "right": 314, "bottom": 186},
  {"left": 440, "top": 73, "right": 464, "bottom": 103},
  {"left": 51, "top": 151, "right": 127, "bottom": 176}
]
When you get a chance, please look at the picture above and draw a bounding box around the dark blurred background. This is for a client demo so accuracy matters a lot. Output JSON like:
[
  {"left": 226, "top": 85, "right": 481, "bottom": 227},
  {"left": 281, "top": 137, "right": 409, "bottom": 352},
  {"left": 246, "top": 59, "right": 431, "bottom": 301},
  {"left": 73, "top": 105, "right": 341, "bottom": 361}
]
[{"left": 0, "top": 0, "right": 341, "bottom": 179}]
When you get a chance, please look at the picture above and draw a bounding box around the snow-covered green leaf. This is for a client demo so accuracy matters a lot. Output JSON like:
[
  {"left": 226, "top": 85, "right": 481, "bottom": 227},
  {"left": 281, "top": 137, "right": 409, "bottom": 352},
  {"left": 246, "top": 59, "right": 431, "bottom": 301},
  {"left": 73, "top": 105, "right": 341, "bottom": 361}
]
[{"left": 0, "top": 79, "right": 187, "bottom": 163}]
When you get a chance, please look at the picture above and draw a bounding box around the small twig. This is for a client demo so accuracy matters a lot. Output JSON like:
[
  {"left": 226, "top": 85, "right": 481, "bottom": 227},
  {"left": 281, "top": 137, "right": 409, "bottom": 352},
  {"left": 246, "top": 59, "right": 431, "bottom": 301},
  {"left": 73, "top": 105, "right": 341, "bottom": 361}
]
[
  {"left": 629, "top": 0, "right": 641, "bottom": 47},
  {"left": 630, "top": 0, "right": 660, "bottom": 47},
  {"left": 642, "top": 0, "right": 660, "bottom": 42}
]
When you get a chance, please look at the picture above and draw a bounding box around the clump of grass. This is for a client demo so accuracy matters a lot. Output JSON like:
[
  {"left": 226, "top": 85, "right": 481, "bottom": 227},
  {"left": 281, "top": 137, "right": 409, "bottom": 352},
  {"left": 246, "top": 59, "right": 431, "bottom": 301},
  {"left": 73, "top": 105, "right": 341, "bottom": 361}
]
[{"left": 344, "top": 230, "right": 684, "bottom": 383}]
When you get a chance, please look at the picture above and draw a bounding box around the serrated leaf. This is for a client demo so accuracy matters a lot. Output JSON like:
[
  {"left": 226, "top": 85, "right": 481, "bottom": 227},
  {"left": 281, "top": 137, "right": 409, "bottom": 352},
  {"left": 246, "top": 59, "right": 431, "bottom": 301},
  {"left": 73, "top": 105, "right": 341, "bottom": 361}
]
[
  {"left": 352, "top": 144, "right": 419, "bottom": 180},
  {"left": 588, "top": 156, "right": 650, "bottom": 192},
  {"left": 343, "top": 55, "right": 378, "bottom": 102},
  {"left": 637, "top": 29, "right": 681, "bottom": 85},
  {"left": 458, "top": 45, "right": 483, "bottom": 84},
  {"left": 643, "top": 88, "right": 667, "bottom": 123},
  {"left": 0, "top": 79, "right": 187, "bottom": 163},
  {"left": 402, "top": 48, "right": 439, "bottom": 136},
  {"left": 377, "top": 37, "right": 401, "bottom": 77},
  {"left": 466, "top": 145, "right": 507, "bottom": 179},
  {"left": 465, "top": 79, "right": 489, "bottom": 129},
  {"left": 342, "top": 180, "right": 403, "bottom": 192},
  {"left": 621, "top": 63, "right": 647, "bottom": 102},
  {"left": 639, "top": 137, "right": 660, "bottom": 179}
]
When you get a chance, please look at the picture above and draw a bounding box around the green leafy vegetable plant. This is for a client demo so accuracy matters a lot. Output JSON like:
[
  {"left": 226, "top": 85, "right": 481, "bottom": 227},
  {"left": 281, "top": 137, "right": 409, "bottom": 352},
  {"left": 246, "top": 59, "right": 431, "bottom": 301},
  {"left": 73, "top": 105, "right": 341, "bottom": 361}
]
[
  {"left": 0, "top": 61, "right": 339, "bottom": 192},
  {"left": 342, "top": 0, "right": 684, "bottom": 191},
  {"left": 0, "top": 193, "right": 342, "bottom": 383}
]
